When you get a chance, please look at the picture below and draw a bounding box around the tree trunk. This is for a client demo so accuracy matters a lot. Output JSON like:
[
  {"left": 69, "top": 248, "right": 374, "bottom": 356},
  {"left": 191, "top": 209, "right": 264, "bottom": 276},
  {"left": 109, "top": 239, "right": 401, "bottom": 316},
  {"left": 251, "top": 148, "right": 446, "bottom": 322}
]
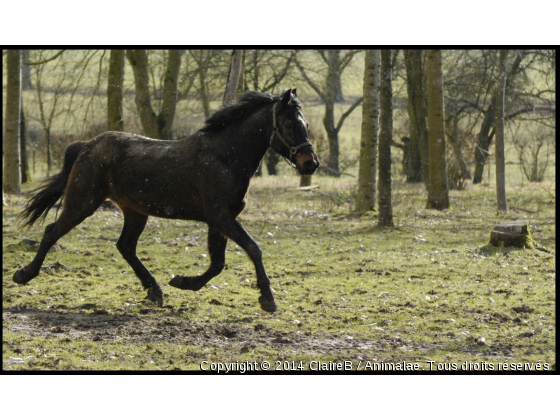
[
  {"left": 223, "top": 50, "right": 243, "bottom": 106},
  {"left": 323, "top": 51, "right": 343, "bottom": 176},
  {"left": 495, "top": 50, "right": 508, "bottom": 213},
  {"left": 294, "top": 50, "right": 360, "bottom": 177},
  {"left": 46, "top": 127, "right": 51, "bottom": 177},
  {"left": 108, "top": 50, "right": 125, "bottom": 131},
  {"left": 473, "top": 103, "right": 495, "bottom": 184},
  {"left": 323, "top": 101, "right": 340, "bottom": 176},
  {"left": 158, "top": 50, "right": 182, "bottom": 138},
  {"left": 199, "top": 66, "right": 210, "bottom": 118},
  {"left": 20, "top": 108, "right": 30, "bottom": 183},
  {"left": 446, "top": 113, "right": 471, "bottom": 189},
  {"left": 426, "top": 50, "right": 449, "bottom": 210},
  {"left": 403, "top": 50, "right": 428, "bottom": 183},
  {"left": 127, "top": 50, "right": 182, "bottom": 139},
  {"left": 21, "top": 50, "right": 33, "bottom": 90},
  {"left": 300, "top": 175, "right": 312, "bottom": 187},
  {"left": 473, "top": 51, "right": 524, "bottom": 183},
  {"left": 451, "top": 114, "right": 471, "bottom": 181},
  {"left": 252, "top": 50, "right": 260, "bottom": 91},
  {"left": 329, "top": 51, "right": 345, "bottom": 103},
  {"left": 265, "top": 150, "right": 280, "bottom": 175},
  {"left": 4, "top": 50, "right": 22, "bottom": 194},
  {"left": 33, "top": 63, "right": 54, "bottom": 177},
  {"left": 127, "top": 50, "right": 159, "bottom": 138},
  {"left": 237, "top": 49, "right": 247, "bottom": 94},
  {"left": 356, "top": 50, "right": 380, "bottom": 213},
  {"left": 398, "top": 137, "right": 412, "bottom": 177},
  {"left": 378, "top": 50, "right": 394, "bottom": 227}
]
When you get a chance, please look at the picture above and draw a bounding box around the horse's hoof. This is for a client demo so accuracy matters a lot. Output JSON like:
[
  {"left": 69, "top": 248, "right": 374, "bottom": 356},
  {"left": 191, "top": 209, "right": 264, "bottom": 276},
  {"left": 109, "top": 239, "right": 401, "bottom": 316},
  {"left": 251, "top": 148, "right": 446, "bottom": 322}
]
[
  {"left": 259, "top": 296, "right": 277, "bottom": 313},
  {"left": 168, "top": 276, "right": 201, "bottom": 291},
  {"left": 168, "top": 276, "right": 184, "bottom": 289},
  {"left": 146, "top": 285, "right": 163, "bottom": 306},
  {"left": 13, "top": 269, "right": 30, "bottom": 285}
]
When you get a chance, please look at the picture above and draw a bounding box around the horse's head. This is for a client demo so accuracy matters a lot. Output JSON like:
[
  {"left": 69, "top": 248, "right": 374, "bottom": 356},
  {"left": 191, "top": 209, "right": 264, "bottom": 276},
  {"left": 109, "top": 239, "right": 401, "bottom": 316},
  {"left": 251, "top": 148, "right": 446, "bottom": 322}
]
[{"left": 271, "top": 89, "right": 320, "bottom": 175}]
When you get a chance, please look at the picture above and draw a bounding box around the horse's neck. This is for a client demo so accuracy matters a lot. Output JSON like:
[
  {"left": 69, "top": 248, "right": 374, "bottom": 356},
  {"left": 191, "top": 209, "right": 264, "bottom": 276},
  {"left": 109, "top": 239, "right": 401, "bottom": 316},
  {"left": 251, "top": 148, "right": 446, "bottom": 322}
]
[{"left": 229, "top": 108, "right": 272, "bottom": 177}]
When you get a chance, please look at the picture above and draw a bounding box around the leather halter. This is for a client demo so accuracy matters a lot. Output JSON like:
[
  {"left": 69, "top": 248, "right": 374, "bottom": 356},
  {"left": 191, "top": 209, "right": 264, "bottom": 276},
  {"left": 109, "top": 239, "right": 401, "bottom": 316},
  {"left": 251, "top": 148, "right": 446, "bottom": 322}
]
[{"left": 269, "top": 102, "right": 312, "bottom": 165}]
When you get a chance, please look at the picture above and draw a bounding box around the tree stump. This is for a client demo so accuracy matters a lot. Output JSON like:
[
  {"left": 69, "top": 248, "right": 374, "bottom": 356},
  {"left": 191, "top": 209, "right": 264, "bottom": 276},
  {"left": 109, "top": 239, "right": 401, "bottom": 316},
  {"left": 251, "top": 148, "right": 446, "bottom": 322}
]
[
  {"left": 300, "top": 175, "right": 313, "bottom": 187},
  {"left": 489, "top": 221, "right": 534, "bottom": 248}
]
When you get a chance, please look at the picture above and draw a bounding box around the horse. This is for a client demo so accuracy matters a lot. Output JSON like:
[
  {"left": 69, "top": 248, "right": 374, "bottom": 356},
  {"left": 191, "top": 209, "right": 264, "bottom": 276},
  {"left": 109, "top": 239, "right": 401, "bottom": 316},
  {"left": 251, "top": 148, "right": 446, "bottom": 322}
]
[{"left": 14, "top": 89, "right": 319, "bottom": 313}]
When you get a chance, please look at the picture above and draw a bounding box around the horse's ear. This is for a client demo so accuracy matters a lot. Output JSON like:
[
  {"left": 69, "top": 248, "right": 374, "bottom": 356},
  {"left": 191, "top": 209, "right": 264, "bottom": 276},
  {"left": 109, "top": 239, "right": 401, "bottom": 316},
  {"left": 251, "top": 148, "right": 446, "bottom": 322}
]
[
  {"left": 282, "top": 89, "right": 293, "bottom": 106},
  {"left": 292, "top": 89, "right": 297, "bottom": 98}
]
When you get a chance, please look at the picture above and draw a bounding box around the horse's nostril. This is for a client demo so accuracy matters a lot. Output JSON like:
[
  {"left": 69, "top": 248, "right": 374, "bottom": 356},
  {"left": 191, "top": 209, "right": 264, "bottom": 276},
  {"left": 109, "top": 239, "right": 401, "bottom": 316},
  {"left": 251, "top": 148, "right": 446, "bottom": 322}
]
[{"left": 304, "top": 160, "right": 316, "bottom": 170}]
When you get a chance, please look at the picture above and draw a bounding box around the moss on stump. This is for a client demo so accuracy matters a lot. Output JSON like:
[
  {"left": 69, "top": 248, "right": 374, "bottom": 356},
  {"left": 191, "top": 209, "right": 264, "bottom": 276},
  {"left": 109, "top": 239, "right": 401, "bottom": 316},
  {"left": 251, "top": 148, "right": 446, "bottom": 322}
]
[{"left": 489, "top": 221, "right": 535, "bottom": 249}]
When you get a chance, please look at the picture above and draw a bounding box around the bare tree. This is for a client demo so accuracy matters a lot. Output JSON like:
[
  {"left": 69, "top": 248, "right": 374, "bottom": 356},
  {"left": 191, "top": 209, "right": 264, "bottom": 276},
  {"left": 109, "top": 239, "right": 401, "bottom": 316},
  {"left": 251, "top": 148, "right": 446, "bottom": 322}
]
[
  {"left": 495, "top": 50, "right": 508, "bottom": 212},
  {"left": 294, "top": 50, "right": 363, "bottom": 176},
  {"left": 4, "top": 49, "right": 22, "bottom": 194},
  {"left": 108, "top": 50, "right": 125, "bottom": 131},
  {"left": 32, "top": 51, "right": 77, "bottom": 175},
  {"left": 426, "top": 50, "right": 449, "bottom": 210},
  {"left": 188, "top": 50, "right": 225, "bottom": 118},
  {"left": 443, "top": 50, "right": 554, "bottom": 184},
  {"left": 472, "top": 51, "right": 525, "bottom": 183},
  {"left": 237, "top": 50, "right": 247, "bottom": 94},
  {"left": 511, "top": 124, "right": 553, "bottom": 182},
  {"left": 247, "top": 50, "right": 295, "bottom": 92},
  {"left": 21, "top": 50, "right": 33, "bottom": 90},
  {"left": 223, "top": 50, "right": 243, "bottom": 106},
  {"left": 20, "top": 108, "right": 30, "bottom": 183},
  {"left": 356, "top": 50, "right": 380, "bottom": 213},
  {"left": 25, "top": 50, "right": 108, "bottom": 174},
  {"left": 403, "top": 50, "right": 428, "bottom": 183},
  {"left": 127, "top": 50, "right": 183, "bottom": 139},
  {"left": 378, "top": 50, "right": 394, "bottom": 226}
]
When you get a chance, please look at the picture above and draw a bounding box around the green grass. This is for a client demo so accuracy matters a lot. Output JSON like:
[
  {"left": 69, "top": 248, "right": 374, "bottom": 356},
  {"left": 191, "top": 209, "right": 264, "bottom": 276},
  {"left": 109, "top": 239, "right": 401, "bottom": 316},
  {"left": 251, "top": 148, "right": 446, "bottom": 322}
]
[
  {"left": 2, "top": 171, "right": 555, "bottom": 371},
  {"left": 3, "top": 50, "right": 555, "bottom": 370}
]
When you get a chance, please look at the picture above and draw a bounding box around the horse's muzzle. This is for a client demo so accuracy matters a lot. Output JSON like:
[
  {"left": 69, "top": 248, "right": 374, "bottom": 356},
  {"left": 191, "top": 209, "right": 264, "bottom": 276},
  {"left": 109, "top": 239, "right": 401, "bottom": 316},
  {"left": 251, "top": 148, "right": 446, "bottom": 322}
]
[
  {"left": 295, "top": 151, "right": 320, "bottom": 175},
  {"left": 300, "top": 159, "right": 319, "bottom": 175}
]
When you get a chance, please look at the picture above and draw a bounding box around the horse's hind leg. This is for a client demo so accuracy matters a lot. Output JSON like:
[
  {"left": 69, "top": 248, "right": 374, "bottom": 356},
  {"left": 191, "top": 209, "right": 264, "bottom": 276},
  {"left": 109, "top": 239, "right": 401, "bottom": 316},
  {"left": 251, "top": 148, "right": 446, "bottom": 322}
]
[
  {"left": 209, "top": 218, "right": 276, "bottom": 313},
  {"left": 116, "top": 207, "right": 163, "bottom": 306},
  {"left": 169, "top": 226, "right": 227, "bottom": 291},
  {"left": 13, "top": 195, "right": 103, "bottom": 285}
]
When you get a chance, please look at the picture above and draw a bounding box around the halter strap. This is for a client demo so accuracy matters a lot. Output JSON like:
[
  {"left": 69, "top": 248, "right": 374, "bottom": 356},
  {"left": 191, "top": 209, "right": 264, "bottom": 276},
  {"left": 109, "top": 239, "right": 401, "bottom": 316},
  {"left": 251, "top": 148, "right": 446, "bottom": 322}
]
[{"left": 270, "top": 103, "right": 312, "bottom": 163}]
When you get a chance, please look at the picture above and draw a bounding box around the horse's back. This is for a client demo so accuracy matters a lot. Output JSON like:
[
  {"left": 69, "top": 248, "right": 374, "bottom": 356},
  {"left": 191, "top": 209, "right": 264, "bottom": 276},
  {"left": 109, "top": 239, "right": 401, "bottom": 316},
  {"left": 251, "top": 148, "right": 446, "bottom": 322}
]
[{"left": 71, "top": 131, "right": 207, "bottom": 219}]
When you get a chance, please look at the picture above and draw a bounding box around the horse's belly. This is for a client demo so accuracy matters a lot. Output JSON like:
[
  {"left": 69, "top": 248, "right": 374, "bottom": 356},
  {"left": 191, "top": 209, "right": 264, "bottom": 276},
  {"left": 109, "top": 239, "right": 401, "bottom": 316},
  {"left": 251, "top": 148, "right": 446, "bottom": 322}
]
[{"left": 110, "top": 187, "right": 205, "bottom": 221}]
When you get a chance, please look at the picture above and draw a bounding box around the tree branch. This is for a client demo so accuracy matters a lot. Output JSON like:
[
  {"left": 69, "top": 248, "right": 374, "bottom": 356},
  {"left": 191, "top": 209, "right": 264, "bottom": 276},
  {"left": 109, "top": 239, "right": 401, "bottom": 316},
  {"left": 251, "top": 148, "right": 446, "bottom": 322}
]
[
  {"left": 294, "top": 54, "right": 326, "bottom": 102},
  {"left": 390, "top": 139, "right": 405, "bottom": 150},
  {"left": 445, "top": 95, "right": 485, "bottom": 113},
  {"left": 505, "top": 106, "right": 556, "bottom": 121},
  {"left": 335, "top": 96, "right": 363, "bottom": 133},
  {"left": 262, "top": 50, "right": 294, "bottom": 92},
  {"left": 317, "top": 50, "right": 329, "bottom": 65},
  {"left": 391, "top": 50, "right": 399, "bottom": 69},
  {"left": 24, "top": 50, "right": 66, "bottom": 66},
  {"left": 340, "top": 50, "right": 362, "bottom": 72}
]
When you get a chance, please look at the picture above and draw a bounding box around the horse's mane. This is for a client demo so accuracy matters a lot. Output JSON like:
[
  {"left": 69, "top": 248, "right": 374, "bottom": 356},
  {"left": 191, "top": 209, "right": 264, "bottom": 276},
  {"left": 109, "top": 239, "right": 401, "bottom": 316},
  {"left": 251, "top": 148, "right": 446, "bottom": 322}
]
[{"left": 199, "top": 90, "right": 301, "bottom": 133}]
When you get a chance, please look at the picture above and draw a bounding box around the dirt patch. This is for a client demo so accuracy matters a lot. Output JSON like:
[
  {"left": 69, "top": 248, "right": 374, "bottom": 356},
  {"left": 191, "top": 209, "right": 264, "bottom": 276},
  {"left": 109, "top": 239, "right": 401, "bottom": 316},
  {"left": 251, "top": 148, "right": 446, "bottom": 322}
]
[{"left": 3, "top": 306, "right": 518, "bottom": 364}]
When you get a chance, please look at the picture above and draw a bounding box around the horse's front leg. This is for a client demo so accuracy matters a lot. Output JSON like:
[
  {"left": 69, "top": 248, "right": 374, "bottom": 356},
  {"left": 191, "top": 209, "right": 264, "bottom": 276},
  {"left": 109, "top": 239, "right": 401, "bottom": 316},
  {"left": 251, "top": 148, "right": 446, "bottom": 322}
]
[
  {"left": 169, "top": 226, "right": 227, "bottom": 291},
  {"left": 214, "top": 218, "right": 277, "bottom": 313}
]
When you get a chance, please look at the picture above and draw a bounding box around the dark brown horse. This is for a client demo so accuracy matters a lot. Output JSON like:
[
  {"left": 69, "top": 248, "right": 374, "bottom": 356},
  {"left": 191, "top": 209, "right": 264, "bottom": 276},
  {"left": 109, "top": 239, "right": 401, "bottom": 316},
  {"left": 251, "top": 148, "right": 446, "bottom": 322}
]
[{"left": 15, "top": 89, "right": 319, "bottom": 312}]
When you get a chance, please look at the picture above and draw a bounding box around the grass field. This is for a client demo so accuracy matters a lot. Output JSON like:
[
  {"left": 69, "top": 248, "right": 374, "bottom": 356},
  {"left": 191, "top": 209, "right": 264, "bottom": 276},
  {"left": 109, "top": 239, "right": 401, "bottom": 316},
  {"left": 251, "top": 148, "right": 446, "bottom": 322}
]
[
  {"left": 2, "top": 168, "right": 555, "bottom": 371},
  {"left": 3, "top": 50, "right": 555, "bottom": 371}
]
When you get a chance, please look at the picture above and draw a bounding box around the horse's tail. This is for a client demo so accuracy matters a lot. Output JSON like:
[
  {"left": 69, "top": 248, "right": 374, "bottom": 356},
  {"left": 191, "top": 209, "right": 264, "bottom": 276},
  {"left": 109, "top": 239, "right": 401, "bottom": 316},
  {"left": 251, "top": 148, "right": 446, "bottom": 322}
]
[{"left": 19, "top": 141, "right": 87, "bottom": 229}]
